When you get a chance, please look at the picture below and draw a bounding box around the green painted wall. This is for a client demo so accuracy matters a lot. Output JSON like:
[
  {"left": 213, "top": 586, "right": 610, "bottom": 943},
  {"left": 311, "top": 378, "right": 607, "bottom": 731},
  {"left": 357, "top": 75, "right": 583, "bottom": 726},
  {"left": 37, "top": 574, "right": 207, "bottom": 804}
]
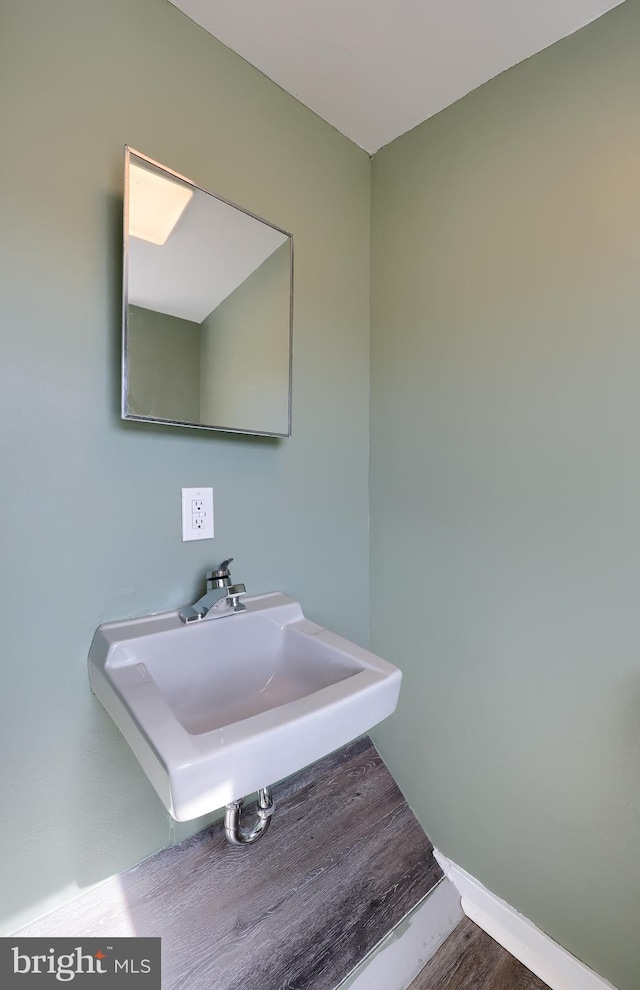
[
  {"left": 370, "top": 2, "right": 640, "bottom": 988},
  {"left": 0, "top": 0, "right": 370, "bottom": 933},
  {"left": 200, "top": 242, "right": 291, "bottom": 434},
  {"left": 127, "top": 306, "right": 201, "bottom": 422}
]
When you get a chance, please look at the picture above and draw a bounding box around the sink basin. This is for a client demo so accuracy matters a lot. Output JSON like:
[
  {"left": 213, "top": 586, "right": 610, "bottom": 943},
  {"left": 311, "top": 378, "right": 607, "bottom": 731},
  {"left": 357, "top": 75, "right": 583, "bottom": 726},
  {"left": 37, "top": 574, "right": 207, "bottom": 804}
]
[{"left": 88, "top": 593, "right": 401, "bottom": 820}]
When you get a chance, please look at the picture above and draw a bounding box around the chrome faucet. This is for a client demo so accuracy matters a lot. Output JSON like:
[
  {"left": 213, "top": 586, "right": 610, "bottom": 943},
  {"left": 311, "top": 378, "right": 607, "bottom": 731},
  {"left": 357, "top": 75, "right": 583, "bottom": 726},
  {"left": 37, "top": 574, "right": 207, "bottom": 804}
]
[{"left": 179, "top": 558, "right": 246, "bottom": 624}]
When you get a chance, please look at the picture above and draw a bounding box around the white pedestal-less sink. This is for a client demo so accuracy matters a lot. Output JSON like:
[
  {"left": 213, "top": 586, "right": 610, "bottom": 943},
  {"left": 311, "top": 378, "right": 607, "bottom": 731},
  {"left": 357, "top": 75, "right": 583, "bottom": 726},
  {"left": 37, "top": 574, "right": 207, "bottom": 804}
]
[{"left": 88, "top": 593, "right": 401, "bottom": 821}]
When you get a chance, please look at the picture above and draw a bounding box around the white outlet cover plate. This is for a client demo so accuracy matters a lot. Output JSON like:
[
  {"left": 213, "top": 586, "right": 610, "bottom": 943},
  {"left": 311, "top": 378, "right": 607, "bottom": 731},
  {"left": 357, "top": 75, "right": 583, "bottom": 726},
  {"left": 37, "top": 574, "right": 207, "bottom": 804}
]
[{"left": 181, "top": 487, "right": 214, "bottom": 541}]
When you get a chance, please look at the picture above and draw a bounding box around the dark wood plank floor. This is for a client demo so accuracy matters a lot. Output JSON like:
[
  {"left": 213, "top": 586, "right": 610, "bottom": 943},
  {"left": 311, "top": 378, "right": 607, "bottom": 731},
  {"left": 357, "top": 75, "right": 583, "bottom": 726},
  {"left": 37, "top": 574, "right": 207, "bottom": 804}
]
[
  {"left": 409, "top": 916, "right": 550, "bottom": 990},
  {"left": 18, "top": 736, "right": 442, "bottom": 990}
]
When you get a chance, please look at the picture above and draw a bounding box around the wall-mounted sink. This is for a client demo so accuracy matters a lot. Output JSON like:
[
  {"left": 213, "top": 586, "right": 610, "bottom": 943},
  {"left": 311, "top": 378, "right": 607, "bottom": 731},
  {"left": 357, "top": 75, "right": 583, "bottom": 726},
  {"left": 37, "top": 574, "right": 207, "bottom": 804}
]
[{"left": 88, "top": 593, "right": 401, "bottom": 821}]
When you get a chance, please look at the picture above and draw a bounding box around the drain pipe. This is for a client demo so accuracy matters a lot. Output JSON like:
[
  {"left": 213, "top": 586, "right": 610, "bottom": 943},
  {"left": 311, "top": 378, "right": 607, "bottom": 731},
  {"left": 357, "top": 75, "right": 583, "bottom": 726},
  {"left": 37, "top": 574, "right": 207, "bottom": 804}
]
[{"left": 224, "top": 786, "right": 275, "bottom": 845}]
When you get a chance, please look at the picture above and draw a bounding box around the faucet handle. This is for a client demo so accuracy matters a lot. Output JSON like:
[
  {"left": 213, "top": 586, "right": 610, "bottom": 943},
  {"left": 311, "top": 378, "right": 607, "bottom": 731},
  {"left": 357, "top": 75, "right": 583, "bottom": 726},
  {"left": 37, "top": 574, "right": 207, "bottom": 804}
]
[
  {"left": 206, "top": 559, "right": 234, "bottom": 588},
  {"left": 208, "top": 558, "right": 233, "bottom": 578}
]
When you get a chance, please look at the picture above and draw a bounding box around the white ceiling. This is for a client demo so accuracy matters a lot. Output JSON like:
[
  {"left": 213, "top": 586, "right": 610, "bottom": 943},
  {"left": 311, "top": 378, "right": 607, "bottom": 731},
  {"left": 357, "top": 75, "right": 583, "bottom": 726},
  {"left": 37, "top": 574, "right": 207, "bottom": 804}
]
[
  {"left": 169, "top": 0, "right": 625, "bottom": 152},
  {"left": 129, "top": 186, "right": 288, "bottom": 323}
]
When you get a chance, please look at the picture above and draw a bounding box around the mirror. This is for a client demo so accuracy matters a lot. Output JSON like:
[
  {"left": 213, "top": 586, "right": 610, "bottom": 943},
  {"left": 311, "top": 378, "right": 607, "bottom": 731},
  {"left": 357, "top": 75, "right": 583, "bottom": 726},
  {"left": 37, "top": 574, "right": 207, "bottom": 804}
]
[{"left": 122, "top": 148, "right": 293, "bottom": 437}]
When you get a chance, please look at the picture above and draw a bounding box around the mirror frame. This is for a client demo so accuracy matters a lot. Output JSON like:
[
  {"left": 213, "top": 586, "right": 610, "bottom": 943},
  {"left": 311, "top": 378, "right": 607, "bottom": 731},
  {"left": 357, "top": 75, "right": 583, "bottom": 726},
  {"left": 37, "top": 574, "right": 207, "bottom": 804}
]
[{"left": 122, "top": 147, "right": 294, "bottom": 437}]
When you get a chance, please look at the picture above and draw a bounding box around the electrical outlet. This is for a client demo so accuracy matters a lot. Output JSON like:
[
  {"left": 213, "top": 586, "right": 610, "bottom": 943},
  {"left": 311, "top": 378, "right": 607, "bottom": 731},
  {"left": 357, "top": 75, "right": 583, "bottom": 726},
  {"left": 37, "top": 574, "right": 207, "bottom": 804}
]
[{"left": 182, "top": 488, "right": 214, "bottom": 541}]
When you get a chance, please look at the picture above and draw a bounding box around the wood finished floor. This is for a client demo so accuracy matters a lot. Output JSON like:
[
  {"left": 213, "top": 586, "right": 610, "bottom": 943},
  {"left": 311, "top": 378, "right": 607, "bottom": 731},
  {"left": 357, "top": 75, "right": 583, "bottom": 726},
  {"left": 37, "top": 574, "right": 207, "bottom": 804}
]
[
  {"left": 409, "top": 916, "right": 551, "bottom": 990},
  {"left": 17, "top": 736, "right": 441, "bottom": 990}
]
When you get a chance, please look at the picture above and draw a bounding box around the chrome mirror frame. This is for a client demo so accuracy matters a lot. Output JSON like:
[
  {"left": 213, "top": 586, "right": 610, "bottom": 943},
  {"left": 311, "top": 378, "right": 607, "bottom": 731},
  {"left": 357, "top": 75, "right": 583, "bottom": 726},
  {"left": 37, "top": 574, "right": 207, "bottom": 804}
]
[{"left": 122, "top": 147, "right": 293, "bottom": 438}]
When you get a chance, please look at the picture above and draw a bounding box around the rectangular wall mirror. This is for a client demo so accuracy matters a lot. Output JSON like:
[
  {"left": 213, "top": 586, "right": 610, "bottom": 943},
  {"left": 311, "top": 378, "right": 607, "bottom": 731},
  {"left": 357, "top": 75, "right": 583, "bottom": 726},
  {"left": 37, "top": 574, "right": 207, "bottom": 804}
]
[{"left": 122, "top": 148, "right": 293, "bottom": 437}]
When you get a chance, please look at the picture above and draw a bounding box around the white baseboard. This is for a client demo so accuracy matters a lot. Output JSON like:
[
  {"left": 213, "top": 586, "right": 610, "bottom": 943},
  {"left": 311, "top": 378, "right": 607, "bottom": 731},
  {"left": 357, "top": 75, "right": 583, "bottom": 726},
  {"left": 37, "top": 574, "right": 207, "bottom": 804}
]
[
  {"left": 337, "top": 878, "right": 464, "bottom": 990},
  {"left": 434, "top": 850, "right": 619, "bottom": 990}
]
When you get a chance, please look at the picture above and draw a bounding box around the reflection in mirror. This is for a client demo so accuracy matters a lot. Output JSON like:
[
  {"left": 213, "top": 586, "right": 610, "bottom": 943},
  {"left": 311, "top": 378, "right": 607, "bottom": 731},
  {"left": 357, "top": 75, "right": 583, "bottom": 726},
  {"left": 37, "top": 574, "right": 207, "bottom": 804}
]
[{"left": 123, "top": 148, "right": 293, "bottom": 437}]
